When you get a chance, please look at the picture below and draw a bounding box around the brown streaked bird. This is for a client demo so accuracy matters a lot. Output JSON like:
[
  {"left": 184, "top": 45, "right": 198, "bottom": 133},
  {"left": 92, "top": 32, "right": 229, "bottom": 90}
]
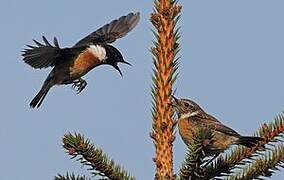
[
  {"left": 22, "top": 12, "right": 140, "bottom": 108},
  {"left": 171, "top": 96, "right": 263, "bottom": 158}
]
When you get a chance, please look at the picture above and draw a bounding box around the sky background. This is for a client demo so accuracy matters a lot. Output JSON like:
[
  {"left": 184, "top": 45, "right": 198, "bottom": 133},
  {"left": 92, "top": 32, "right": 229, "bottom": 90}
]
[{"left": 0, "top": 0, "right": 284, "bottom": 179}]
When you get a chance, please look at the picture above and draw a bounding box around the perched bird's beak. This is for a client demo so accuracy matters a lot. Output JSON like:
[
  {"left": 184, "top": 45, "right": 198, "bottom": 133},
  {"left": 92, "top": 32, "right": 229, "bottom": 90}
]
[
  {"left": 170, "top": 95, "right": 182, "bottom": 117},
  {"left": 170, "top": 95, "right": 179, "bottom": 107},
  {"left": 171, "top": 95, "right": 178, "bottom": 102},
  {"left": 169, "top": 95, "right": 181, "bottom": 109}
]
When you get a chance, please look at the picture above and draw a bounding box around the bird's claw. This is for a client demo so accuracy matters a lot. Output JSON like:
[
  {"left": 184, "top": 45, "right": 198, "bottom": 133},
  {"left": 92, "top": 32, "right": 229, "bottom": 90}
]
[{"left": 72, "top": 79, "right": 87, "bottom": 94}]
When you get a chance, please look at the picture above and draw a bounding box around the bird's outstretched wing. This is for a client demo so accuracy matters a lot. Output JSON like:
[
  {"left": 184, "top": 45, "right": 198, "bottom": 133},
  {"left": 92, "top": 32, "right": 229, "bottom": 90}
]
[
  {"left": 22, "top": 36, "right": 85, "bottom": 69},
  {"left": 74, "top": 12, "right": 140, "bottom": 47},
  {"left": 22, "top": 36, "right": 61, "bottom": 69}
]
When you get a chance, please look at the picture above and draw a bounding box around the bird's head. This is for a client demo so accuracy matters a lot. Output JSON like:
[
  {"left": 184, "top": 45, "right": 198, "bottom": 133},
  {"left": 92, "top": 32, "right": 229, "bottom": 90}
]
[
  {"left": 104, "top": 45, "right": 131, "bottom": 76},
  {"left": 171, "top": 96, "right": 204, "bottom": 119}
]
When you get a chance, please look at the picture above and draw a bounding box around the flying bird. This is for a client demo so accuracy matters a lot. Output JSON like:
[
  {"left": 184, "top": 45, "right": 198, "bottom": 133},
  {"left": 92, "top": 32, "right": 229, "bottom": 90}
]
[
  {"left": 22, "top": 12, "right": 140, "bottom": 108},
  {"left": 171, "top": 96, "right": 263, "bottom": 162}
]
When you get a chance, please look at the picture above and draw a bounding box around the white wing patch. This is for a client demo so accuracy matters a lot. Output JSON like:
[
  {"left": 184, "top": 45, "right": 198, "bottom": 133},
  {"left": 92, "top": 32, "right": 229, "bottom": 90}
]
[{"left": 88, "top": 45, "right": 107, "bottom": 61}]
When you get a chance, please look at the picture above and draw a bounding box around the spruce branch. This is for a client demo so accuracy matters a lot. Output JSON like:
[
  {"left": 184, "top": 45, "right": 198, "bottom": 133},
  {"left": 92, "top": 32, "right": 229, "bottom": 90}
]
[
  {"left": 54, "top": 173, "right": 90, "bottom": 180},
  {"left": 203, "top": 113, "right": 284, "bottom": 179},
  {"left": 228, "top": 144, "right": 284, "bottom": 180},
  {"left": 178, "top": 128, "right": 214, "bottom": 180},
  {"left": 150, "top": 0, "right": 182, "bottom": 179},
  {"left": 62, "top": 133, "right": 135, "bottom": 180}
]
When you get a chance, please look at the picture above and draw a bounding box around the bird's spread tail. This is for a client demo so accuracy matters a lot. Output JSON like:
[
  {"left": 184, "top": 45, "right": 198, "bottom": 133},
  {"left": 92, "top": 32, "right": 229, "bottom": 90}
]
[
  {"left": 30, "top": 75, "right": 53, "bottom": 108},
  {"left": 236, "top": 136, "right": 263, "bottom": 148}
]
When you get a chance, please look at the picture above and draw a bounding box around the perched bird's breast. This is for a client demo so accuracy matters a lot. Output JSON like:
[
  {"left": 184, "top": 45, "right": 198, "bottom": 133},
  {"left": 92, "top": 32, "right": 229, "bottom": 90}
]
[
  {"left": 70, "top": 45, "right": 107, "bottom": 78},
  {"left": 178, "top": 117, "right": 198, "bottom": 145}
]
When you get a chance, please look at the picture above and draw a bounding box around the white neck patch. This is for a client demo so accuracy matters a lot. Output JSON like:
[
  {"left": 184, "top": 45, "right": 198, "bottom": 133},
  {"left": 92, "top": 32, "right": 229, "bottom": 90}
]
[
  {"left": 180, "top": 111, "right": 200, "bottom": 119},
  {"left": 88, "top": 45, "right": 107, "bottom": 61}
]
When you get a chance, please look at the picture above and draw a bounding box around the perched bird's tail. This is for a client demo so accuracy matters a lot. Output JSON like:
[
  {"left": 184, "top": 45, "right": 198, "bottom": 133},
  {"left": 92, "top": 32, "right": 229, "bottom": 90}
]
[
  {"left": 236, "top": 136, "right": 263, "bottom": 148},
  {"left": 30, "top": 74, "right": 54, "bottom": 108}
]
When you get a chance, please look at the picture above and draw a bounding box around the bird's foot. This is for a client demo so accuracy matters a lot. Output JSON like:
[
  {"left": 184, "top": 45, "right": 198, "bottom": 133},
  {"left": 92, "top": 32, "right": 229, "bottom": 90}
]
[{"left": 72, "top": 79, "right": 87, "bottom": 94}]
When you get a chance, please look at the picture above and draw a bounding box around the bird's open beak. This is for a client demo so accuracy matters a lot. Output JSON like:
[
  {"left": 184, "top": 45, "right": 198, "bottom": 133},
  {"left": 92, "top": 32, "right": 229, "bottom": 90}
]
[
  {"left": 120, "top": 60, "right": 132, "bottom": 66},
  {"left": 113, "top": 64, "right": 123, "bottom": 77}
]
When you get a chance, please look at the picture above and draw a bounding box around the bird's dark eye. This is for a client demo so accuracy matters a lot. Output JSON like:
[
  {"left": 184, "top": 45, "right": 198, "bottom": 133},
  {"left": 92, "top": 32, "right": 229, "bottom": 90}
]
[{"left": 184, "top": 102, "right": 190, "bottom": 107}]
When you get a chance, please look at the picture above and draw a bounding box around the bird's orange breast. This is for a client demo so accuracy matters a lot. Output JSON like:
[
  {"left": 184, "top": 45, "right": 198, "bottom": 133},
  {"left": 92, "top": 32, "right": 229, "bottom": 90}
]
[
  {"left": 70, "top": 49, "right": 102, "bottom": 77},
  {"left": 178, "top": 118, "right": 197, "bottom": 145}
]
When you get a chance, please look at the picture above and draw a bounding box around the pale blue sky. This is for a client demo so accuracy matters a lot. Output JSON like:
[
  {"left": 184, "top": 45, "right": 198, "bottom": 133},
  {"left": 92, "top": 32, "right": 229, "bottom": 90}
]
[{"left": 1, "top": 0, "right": 284, "bottom": 179}]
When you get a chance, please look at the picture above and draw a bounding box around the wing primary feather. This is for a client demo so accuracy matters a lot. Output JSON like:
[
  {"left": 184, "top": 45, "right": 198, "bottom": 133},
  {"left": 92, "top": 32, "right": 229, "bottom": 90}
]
[
  {"left": 33, "top": 39, "right": 44, "bottom": 47},
  {"left": 128, "top": 14, "right": 140, "bottom": 29},
  {"left": 42, "top": 36, "right": 52, "bottom": 46},
  {"left": 53, "top": 37, "right": 60, "bottom": 48},
  {"left": 74, "top": 12, "right": 140, "bottom": 46},
  {"left": 22, "top": 37, "right": 61, "bottom": 69},
  {"left": 26, "top": 45, "right": 35, "bottom": 48}
]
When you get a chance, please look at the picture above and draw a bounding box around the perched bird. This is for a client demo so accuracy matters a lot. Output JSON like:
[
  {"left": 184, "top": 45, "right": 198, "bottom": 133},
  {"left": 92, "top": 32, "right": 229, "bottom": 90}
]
[
  {"left": 171, "top": 96, "right": 263, "bottom": 158},
  {"left": 22, "top": 12, "right": 140, "bottom": 108}
]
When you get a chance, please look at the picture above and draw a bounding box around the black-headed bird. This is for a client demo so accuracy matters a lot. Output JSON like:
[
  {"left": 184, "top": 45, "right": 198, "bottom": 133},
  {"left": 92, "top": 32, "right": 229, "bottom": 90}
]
[{"left": 22, "top": 12, "right": 140, "bottom": 108}]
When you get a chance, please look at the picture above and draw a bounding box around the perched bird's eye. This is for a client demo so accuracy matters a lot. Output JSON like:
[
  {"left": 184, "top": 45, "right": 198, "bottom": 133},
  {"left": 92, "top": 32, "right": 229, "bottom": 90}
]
[{"left": 184, "top": 102, "right": 190, "bottom": 107}]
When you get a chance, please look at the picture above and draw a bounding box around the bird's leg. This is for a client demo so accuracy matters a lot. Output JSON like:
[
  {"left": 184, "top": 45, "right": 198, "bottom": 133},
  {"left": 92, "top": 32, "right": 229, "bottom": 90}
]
[
  {"left": 72, "top": 78, "right": 87, "bottom": 94},
  {"left": 202, "top": 153, "right": 219, "bottom": 167}
]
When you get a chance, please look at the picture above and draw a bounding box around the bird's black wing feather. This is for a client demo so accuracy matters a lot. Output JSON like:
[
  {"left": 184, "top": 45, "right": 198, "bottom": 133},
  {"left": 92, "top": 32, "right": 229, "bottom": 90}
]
[
  {"left": 22, "top": 36, "right": 61, "bottom": 69},
  {"left": 74, "top": 12, "right": 140, "bottom": 47}
]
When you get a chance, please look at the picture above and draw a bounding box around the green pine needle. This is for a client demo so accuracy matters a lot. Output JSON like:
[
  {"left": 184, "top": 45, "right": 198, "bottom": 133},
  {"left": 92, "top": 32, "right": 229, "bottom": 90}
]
[
  {"left": 54, "top": 173, "right": 90, "bottom": 180},
  {"left": 178, "top": 127, "right": 214, "bottom": 180},
  {"left": 62, "top": 133, "right": 135, "bottom": 180},
  {"left": 228, "top": 144, "right": 284, "bottom": 180}
]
